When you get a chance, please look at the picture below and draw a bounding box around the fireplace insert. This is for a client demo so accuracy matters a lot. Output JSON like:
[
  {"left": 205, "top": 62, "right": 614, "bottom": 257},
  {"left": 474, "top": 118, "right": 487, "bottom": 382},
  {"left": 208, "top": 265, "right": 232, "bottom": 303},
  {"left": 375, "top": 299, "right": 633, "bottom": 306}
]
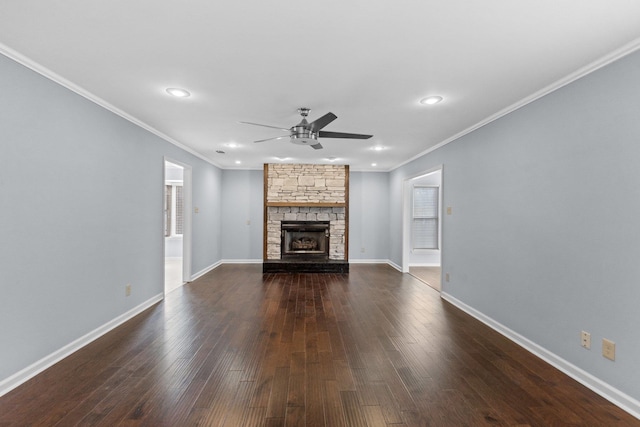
[{"left": 281, "top": 221, "right": 330, "bottom": 259}]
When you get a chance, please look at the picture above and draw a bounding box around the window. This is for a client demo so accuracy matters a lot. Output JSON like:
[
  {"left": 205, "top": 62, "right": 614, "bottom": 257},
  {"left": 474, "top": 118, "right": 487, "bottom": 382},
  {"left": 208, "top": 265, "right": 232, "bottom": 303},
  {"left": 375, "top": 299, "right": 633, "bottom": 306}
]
[
  {"left": 412, "top": 186, "right": 439, "bottom": 250},
  {"left": 175, "top": 185, "right": 184, "bottom": 235},
  {"left": 164, "top": 183, "right": 184, "bottom": 237}
]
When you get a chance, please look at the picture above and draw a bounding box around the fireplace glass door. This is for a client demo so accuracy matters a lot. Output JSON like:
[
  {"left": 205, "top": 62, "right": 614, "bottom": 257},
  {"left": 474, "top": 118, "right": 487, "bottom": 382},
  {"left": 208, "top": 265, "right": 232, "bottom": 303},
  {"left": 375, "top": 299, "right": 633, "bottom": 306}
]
[{"left": 281, "top": 221, "right": 330, "bottom": 259}]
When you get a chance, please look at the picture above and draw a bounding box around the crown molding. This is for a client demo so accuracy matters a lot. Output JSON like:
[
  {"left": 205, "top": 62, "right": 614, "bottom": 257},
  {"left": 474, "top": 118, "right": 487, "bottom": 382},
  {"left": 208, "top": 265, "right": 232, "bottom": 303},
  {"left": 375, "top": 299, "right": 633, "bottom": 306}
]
[
  {"left": 0, "top": 43, "right": 222, "bottom": 169},
  {"left": 392, "top": 37, "right": 640, "bottom": 171}
]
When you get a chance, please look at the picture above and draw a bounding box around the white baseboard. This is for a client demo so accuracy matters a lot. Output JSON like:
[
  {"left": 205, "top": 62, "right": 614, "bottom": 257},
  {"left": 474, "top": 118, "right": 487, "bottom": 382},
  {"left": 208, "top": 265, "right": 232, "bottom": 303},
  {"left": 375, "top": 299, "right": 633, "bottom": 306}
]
[
  {"left": 387, "top": 260, "right": 403, "bottom": 271},
  {"left": 194, "top": 259, "right": 400, "bottom": 280},
  {"left": 0, "top": 293, "right": 163, "bottom": 397},
  {"left": 190, "top": 260, "right": 222, "bottom": 281},
  {"left": 211, "top": 259, "right": 402, "bottom": 271},
  {"left": 189, "top": 259, "right": 262, "bottom": 282},
  {"left": 348, "top": 259, "right": 403, "bottom": 272},
  {"left": 349, "top": 258, "right": 388, "bottom": 264},
  {"left": 221, "top": 259, "right": 262, "bottom": 264},
  {"left": 440, "top": 292, "right": 640, "bottom": 420}
]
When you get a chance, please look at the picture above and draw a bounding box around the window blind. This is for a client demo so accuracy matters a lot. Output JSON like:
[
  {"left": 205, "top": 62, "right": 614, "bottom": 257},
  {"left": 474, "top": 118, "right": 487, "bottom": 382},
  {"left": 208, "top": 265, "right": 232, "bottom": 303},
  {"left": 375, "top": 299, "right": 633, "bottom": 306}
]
[{"left": 412, "top": 186, "right": 439, "bottom": 249}]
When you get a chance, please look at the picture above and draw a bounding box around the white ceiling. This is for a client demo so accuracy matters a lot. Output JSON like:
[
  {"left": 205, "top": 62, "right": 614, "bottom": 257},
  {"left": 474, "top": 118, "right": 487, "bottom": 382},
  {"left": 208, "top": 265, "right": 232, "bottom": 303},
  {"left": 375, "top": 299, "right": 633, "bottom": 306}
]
[{"left": 2, "top": 1, "right": 640, "bottom": 171}]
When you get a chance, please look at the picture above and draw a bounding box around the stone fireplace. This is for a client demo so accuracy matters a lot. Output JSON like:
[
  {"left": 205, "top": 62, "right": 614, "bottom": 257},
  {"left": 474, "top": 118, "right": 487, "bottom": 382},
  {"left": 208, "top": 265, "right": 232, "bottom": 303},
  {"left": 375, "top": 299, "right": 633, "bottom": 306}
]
[{"left": 263, "top": 164, "right": 349, "bottom": 273}]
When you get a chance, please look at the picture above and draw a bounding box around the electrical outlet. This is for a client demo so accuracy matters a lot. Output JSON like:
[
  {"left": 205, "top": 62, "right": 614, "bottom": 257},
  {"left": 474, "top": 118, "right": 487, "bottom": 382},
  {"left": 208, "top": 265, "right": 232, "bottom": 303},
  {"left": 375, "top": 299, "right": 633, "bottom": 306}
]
[
  {"left": 445, "top": 273, "right": 450, "bottom": 282},
  {"left": 580, "top": 331, "right": 591, "bottom": 349},
  {"left": 446, "top": 206, "right": 452, "bottom": 215},
  {"left": 361, "top": 247, "right": 365, "bottom": 253},
  {"left": 602, "top": 338, "right": 615, "bottom": 361},
  {"left": 125, "top": 284, "right": 131, "bottom": 297}
]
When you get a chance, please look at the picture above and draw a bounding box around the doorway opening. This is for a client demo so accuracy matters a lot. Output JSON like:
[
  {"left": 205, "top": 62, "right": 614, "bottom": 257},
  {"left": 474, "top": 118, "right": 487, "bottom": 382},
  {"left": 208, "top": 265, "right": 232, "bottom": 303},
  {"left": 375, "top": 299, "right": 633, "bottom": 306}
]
[
  {"left": 164, "top": 159, "right": 192, "bottom": 295},
  {"left": 402, "top": 166, "right": 443, "bottom": 292}
]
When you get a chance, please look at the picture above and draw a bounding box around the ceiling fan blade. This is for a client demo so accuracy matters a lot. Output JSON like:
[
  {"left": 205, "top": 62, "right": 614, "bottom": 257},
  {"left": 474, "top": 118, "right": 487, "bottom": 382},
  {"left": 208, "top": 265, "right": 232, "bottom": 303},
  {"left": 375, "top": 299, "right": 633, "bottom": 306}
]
[
  {"left": 310, "top": 143, "right": 323, "bottom": 150},
  {"left": 240, "top": 121, "right": 290, "bottom": 132},
  {"left": 308, "top": 113, "right": 337, "bottom": 132},
  {"left": 318, "top": 131, "right": 373, "bottom": 139},
  {"left": 254, "top": 135, "right": 290, "bottom": 143}
]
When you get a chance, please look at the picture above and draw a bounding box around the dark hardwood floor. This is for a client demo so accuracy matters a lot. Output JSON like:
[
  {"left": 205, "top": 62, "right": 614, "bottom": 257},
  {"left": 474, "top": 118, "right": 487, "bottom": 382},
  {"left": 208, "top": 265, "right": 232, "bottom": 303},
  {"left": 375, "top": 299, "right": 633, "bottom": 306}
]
[
  {"left": 408, "top": 267, "right": 441, "bottom": 292},
  {"left": 1, "top": 264, "right": 638, "bottom": 426}
]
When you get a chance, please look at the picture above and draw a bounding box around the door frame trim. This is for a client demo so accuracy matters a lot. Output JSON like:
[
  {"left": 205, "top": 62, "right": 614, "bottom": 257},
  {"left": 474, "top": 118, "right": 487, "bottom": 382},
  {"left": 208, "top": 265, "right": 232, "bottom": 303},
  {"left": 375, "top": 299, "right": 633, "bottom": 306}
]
[{"left": 401, "top": 165, "right": 443, "bottom": 273}]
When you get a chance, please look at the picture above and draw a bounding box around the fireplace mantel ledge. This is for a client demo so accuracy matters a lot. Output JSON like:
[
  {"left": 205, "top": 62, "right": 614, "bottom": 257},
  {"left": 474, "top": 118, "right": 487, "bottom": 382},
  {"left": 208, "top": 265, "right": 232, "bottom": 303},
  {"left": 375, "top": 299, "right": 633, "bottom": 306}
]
[{"left": 266, "top": 202, "right": 346, "bottom": 208}]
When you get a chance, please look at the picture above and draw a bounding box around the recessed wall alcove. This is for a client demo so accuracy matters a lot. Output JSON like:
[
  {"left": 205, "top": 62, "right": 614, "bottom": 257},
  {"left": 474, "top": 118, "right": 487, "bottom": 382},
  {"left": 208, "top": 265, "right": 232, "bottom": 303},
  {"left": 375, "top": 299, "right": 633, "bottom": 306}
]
[{"left": 262, "top": 163, "right": 349, "bottom": 273}]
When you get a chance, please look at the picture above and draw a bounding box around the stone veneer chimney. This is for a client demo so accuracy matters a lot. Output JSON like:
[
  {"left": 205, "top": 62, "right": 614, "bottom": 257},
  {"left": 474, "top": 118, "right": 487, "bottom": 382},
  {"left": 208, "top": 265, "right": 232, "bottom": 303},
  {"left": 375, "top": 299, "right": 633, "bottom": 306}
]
[{"left": 263, "top": 164, "right": 349, "bottom": 261}]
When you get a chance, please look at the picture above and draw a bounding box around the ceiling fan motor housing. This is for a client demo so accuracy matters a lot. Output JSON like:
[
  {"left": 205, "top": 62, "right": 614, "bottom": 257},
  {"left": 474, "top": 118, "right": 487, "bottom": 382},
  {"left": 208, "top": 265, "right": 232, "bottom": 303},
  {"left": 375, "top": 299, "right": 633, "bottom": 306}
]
[{"left": 290, "top": 125, "right": 318, "bottom": 145}]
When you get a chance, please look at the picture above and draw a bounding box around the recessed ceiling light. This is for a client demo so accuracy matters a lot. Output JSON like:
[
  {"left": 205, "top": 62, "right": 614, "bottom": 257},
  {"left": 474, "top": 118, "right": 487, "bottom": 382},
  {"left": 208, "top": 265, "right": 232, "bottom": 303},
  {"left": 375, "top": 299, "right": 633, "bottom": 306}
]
[
  {"left": 420, "top": 96, "right": 443, "bottom": 105},
  {"left": 372, "top": 146, "right": 384, "bottom": 151},
  {"left": 225, "top": 142, "right": 238, "bottom": 148},
  {"left": 235, "top": 160, "right": 241, "bottom": 164},
  {"left": 166, "top": 88, "right": 191, "bottom": 98},
  {"left": 371, "top": 163, "right": 377, "bottom": 167},
  {"left": 326, "top": 157, "right": 339, "bottom": 162}
]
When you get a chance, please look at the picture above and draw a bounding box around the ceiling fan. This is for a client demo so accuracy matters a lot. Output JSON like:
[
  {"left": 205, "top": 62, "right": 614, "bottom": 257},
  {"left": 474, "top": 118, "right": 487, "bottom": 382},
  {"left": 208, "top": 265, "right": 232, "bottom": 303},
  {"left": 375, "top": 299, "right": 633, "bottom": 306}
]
[{"left": 240, "top": 108, "right": 372, "bottom": 150}]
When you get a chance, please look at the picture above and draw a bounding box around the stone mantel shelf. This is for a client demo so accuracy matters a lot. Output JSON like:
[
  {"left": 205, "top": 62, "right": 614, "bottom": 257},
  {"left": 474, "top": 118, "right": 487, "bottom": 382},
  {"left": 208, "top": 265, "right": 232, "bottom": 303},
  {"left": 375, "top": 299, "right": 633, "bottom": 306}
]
[{"left": 266, "top": 202, "right": 346, "bottom": 208}]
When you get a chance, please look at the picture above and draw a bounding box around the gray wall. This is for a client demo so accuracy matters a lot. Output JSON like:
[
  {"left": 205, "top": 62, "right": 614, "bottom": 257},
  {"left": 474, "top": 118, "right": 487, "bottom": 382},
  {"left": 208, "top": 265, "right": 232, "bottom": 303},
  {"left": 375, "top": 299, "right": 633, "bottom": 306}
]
[
  {"left": 220, "top": 169, "right": 263, "bottom": 260},
  {"left": 349, "top": 171, "right": 390, "bottom": 260},
  {"left": 0, "top": 54, "right": 223, "bottom": 383},
  {"left": 390, "top": 49, "right": 640, "bottom": 400},
  {"left": 191, "top": 164, "right": 223, "bottom": 272},
  {"left": 217, "top": 169, "right": 391, "bottom": 262}
]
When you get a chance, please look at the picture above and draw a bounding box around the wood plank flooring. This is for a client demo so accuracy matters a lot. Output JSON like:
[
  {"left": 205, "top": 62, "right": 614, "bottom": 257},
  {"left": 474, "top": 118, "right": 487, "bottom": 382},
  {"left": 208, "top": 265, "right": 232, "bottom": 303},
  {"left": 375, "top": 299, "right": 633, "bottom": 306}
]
[
  {"left": 408, "top": 267, "right": 441, "bottom": 292},
  {"left": 1, "top": 264, "right": 638, "bottom": 426}
]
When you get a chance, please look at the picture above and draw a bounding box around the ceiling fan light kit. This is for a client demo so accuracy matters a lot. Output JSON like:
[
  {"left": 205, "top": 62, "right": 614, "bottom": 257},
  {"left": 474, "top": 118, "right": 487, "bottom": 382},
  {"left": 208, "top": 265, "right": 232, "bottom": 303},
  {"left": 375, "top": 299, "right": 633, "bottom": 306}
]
[{"left": 241, "top": 107, "right": 372, "bottom": 150}]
